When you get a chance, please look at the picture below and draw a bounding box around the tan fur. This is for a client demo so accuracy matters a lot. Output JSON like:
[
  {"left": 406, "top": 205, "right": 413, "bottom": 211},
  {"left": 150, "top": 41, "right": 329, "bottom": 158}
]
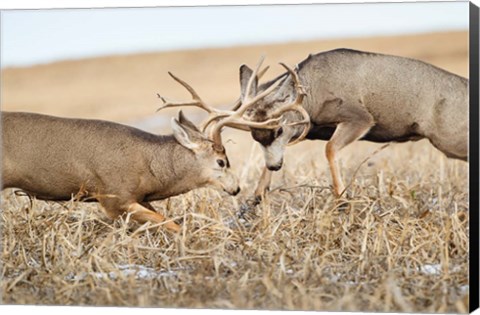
[
  {"left": 242, "top": 49, "right": 468, "bottom": 198},
  {"left": 1, "top": 111, "right": 239, "bottom": 232}
]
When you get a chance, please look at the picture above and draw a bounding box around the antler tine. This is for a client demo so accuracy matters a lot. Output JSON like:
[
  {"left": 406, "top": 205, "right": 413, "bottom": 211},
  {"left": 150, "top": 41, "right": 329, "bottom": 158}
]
[
  {"left": 210, "top": 115, "right": 282, "bottom": 149},
  {"left": 229, "top": 98, "right": 242, "bottom": 111},
  {"left": 243, "top": 55, "right": 265, "bottom": 104},
  {"left": 286, "top": 106, "right": 310, "bottom": 146},
  {"left": 279, "top": 62, "right": 306, "bottom": 102},
  {"left": 201, "top": 113, "right": 231, "bottom": 133},
  {"left": 167, "top": 72, "right": 203, "bottom": 103},
  {"left": 263, "top": 62, "right": 310, "bottom": 145},
  {"left": 156, "top": 96, "right": 202, "bottom": 112},
  {"left": 264, "top": 62, "right": 306, "bottom": 118},
  {"left": 157, "top": 71, "right": 237, "bottom": 152},
  {"left": 157, "top": 71, "right": 221, "bottom": 114},
  {"left": 257, "top": 65, "right": 270, "bottom": 81},
  {"left": 224, "top": 116, "right": 282, "bottom": 130}
]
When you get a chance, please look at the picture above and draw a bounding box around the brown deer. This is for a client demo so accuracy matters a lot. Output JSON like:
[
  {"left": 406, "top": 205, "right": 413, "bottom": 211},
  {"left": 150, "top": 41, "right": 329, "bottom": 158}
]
[
  {"left": 236, "top": 49, "right": 468, "bottom": 199},
  {"left": 1, "top": 107, "right": 241, "bottom": 232}
]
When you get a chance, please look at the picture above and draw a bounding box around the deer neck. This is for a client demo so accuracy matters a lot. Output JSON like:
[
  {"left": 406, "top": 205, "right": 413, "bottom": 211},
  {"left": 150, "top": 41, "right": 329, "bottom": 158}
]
[{"left": 148, "top": 136, "right": 207, "bottom": 199}]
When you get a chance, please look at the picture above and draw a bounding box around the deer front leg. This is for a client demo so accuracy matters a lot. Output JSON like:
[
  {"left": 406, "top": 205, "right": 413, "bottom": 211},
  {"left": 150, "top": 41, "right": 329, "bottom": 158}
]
[
  {"left": 326, "top": 119, "right": 373, "bottom": 198},
  {"left": 254, "top": 166, "right": 272, "bottom": 202}
]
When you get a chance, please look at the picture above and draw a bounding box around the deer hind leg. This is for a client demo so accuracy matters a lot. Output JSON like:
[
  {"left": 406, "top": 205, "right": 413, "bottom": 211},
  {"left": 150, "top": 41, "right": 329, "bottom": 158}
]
[
  {"left": 99, "top": 197, "right": 180, "bottom": 232},
  {"left": 427, "top": 135, "right": 468, "bottom": 161},
  {"left": 326, "top": 120, "right": 374, "bottom": 197},
  {"left": 127, "top": 202, "right": 181, "bottom": 232}
]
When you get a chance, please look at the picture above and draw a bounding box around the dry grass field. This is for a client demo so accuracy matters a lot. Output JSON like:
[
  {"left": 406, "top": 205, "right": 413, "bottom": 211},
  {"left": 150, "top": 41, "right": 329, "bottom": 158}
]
[{"left": 1, "top": 31, "right": 470, "bottom": 312}]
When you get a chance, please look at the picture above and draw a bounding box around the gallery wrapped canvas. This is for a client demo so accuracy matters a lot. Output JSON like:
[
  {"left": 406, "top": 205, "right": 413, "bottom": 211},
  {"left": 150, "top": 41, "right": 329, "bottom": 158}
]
[{"left": 1, "top": 0, "right": 478, "bottom": 313}]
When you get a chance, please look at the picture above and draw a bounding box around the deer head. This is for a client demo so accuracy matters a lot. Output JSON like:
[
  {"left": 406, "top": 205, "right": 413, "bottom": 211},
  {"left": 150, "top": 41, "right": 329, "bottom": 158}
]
[
  {"left": 236, "top": 59, "right": 311, "bottom": 171},
  {"left": 158, "top": 84, "right": 245, "bottom": 196}
]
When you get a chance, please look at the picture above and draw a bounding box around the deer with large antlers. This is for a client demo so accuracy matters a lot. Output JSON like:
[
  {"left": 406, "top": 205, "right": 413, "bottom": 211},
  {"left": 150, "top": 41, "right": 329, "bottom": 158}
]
[
  {"left": 2, "top": 109, "right": 240, "bottom": 232},
  {"left": 237, "top": 49, "right": 468, "bottom": 199}
]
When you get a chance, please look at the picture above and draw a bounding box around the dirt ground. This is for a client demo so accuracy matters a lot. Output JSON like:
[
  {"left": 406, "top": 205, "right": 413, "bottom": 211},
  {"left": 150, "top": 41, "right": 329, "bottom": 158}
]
[{"left": 0, "top": 31, "right": 470, "bottom": 312}]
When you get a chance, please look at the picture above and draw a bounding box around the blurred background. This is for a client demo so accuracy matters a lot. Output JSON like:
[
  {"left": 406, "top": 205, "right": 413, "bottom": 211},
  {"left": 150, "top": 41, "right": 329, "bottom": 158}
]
[{"left": 1, "top": 2, "right": 469, "bottom": 68}]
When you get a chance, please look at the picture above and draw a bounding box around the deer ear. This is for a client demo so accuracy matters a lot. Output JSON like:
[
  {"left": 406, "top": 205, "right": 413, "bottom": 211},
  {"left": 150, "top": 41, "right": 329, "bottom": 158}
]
[
  {"left": 178, "top": 110, "right": 201, "bottom": 132},
  {"left": 171, "top": 117, "right": 200, "bottom": 150},
  {"left": 239, "top": 64, "right": 257, "bottom": 99}
]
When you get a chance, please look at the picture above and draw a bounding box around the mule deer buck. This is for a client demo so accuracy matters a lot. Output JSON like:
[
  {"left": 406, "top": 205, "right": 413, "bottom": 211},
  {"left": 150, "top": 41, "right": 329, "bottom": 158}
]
[
  {"left": 235, "top": 49, "right": 468, "bottom": 200},
  {"left": 1, "top": 106, "right": 240, "bottom": 232}
]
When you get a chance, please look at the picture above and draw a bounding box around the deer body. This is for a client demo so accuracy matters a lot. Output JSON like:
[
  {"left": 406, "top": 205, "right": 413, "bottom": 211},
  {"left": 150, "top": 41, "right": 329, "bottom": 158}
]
[
  {"left": 2, "top": 111, "right": 239, "bottom": 231},
  {"left": 298, "top": 49, "right": 467, "bottom": 156},
  {"left": 242, "top": 49, "right": 468, "bottom": 197}
]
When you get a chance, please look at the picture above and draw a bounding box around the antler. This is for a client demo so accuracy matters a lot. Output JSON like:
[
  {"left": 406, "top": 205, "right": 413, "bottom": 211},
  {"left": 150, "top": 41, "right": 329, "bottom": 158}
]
[
  {"left": 157, "top": 72, "right": 234, "bottom": 150},
  {"left": 157, "top": 72, "right": 230, "bottom": 116},
  {"left": 158, "top": 57, "right": 283, "bottom": 150},
  {"left": 220, "top": 61, "right": 311, "bottom": 146},
  {"left": 159, "top": 63, "right": 272, "bottom": 126},
  {"left": 157, "top": 57, "right": 310, "bottom": 151},
  {"left": 206, "top": 56, "right": 286, "bottom": 146},
  {"left": 268, "top": 63, "right": 311, "bottom": 146}
]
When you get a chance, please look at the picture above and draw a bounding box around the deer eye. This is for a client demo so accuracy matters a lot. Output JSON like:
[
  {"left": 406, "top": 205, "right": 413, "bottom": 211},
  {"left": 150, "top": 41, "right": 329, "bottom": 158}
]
[
  {"left": 217, "top": 159, "right": 226, "bottom": 168},
  {"left": 276, "top": 127, "right": 283, "bottom": 137}
]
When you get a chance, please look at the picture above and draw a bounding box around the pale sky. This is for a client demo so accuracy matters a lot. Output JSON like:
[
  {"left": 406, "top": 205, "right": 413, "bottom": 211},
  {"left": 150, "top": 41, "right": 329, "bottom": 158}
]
[{"left": 1, "top": 1, "right": 469, "bottom": 67}]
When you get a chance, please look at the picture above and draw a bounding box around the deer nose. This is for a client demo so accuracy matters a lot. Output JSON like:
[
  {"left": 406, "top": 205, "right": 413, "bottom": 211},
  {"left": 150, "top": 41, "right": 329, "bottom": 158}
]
[{"left": 267, "top": 164, "right": 282, "bottom": 171}]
